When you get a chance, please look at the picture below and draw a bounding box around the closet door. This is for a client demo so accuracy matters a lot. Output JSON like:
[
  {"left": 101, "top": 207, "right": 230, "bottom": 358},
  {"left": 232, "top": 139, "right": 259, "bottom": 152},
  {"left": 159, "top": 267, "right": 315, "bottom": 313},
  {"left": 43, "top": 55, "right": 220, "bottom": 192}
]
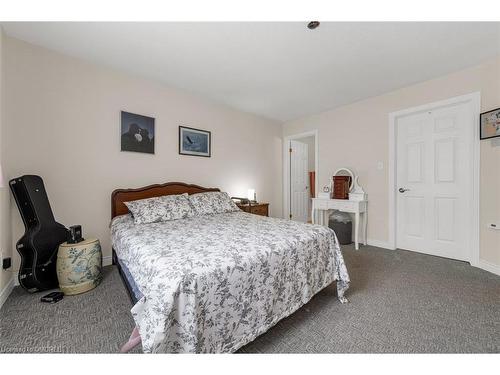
[{"left": 396, "top": 101, "right": 473, "bottom": 262}]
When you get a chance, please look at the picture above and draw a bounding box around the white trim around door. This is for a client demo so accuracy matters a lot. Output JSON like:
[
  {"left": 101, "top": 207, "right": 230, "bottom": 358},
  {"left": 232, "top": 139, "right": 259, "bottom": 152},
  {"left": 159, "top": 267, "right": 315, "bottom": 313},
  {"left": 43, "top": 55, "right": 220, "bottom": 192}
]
[
  {"left": 283, "top": 130, "right": 319, "bottom": 220},
  {"left": 388, "top": 92, "right": 481, "bottom": 266}
]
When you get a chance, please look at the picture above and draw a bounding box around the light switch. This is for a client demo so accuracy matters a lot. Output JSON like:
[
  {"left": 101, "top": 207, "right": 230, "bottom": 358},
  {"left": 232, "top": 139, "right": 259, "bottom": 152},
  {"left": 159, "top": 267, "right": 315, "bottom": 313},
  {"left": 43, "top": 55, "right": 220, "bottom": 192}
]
[{"left": 377, "top": 161, "right": 384, "bottom": 170}]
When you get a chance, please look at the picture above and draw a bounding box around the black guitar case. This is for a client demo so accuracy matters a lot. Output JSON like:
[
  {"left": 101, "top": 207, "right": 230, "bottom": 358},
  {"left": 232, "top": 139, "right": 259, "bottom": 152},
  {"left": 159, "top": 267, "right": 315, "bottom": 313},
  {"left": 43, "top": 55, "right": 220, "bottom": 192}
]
[{"left": 9, "top": 175, "right": 68, "bottom": 292}]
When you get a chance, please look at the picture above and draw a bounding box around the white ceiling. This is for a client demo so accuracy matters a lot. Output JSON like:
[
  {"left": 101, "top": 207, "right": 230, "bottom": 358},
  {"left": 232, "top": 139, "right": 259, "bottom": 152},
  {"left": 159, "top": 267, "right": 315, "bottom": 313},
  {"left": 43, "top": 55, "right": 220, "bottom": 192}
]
[{"left": 2, "top": 22, "right": 500, "bottom": 122}]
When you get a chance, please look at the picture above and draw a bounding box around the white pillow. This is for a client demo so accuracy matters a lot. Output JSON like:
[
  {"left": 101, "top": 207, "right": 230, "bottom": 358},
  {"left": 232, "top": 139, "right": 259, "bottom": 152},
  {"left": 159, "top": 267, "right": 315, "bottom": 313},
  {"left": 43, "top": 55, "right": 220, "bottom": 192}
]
[
  {"left": 124, "top": 193, "right": 194, "bottom": 224},
  {"left": 188, "top": 191, "right": 240, "bottom": 216}
]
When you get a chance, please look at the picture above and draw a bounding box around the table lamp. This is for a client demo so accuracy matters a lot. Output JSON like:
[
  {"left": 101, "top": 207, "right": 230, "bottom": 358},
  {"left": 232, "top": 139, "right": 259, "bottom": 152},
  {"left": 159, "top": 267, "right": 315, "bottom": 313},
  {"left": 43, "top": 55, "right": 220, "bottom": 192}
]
[{"left": 247, "top": 188, "right": 256, "bottom": 203}]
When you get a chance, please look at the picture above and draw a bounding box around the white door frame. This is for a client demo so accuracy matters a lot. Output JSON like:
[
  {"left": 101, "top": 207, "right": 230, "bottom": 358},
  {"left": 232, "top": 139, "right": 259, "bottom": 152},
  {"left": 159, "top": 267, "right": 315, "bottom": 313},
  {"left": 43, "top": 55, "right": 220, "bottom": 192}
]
[
  {"left": 388, "top": 92, "right": 481, "bottom": 266},
  {"left": 283, "top": 130, "right": 319, "bottom": 219}
]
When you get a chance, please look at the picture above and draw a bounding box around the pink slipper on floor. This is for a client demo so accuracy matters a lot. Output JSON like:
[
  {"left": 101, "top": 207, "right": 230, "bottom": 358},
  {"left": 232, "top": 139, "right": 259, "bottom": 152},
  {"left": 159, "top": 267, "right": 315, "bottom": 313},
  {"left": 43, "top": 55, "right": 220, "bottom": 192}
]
[{"left": 120, "top": 326, "right": 142, "bottom": 353}]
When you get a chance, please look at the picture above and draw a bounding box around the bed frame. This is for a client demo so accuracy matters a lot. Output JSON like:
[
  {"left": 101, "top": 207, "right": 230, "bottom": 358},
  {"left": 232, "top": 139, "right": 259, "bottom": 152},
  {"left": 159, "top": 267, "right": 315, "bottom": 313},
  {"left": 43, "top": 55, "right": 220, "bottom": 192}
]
[{"left": 110, "top": 182, "right": 220, "bottom": 303}]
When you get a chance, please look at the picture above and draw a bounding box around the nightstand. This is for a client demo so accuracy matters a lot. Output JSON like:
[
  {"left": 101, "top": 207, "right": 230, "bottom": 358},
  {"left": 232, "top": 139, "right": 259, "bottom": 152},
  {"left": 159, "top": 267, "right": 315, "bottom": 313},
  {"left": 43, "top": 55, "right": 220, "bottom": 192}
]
[
  {"left": 56, "top": 238, "right": 102, "bottom": 295},
  {"left": 237, "top": 202, "right": 269, "bottom": 217}
]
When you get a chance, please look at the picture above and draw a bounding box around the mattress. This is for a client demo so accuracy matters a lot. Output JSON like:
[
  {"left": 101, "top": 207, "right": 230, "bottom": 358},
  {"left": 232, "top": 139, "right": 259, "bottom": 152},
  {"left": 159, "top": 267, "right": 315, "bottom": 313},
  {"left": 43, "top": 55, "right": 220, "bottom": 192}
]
[
  {"left": 115, "top": 255, "right": 143, "bottom": 303},
  {"left": 111, "top": 211, "right": 350, "bottom": 353}
]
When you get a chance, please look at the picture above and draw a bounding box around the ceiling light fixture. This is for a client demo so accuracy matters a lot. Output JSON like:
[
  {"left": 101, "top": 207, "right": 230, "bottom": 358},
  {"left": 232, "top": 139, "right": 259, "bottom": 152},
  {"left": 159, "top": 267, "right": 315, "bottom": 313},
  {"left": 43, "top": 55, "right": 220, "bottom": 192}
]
[{"left": 307, "top": 21, "right": 320, "bottom": 30}]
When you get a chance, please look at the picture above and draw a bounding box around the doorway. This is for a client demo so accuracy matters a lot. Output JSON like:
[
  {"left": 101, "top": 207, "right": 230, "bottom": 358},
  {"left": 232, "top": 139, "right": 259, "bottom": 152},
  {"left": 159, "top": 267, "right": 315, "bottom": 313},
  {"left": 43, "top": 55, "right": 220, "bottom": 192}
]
[
  {"left": 389, "top": 93, "right": 480, "bottom": 263},
  {"left": 283, "top": 131, "right": 318, "bottom": 223}
]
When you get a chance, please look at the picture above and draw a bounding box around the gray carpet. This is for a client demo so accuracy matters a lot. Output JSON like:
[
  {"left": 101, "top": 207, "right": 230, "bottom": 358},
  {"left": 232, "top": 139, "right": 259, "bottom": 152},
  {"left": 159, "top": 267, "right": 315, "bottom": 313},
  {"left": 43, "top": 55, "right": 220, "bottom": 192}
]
[{"left": 1, "top": 245, "right": 499, "bottom": 353}]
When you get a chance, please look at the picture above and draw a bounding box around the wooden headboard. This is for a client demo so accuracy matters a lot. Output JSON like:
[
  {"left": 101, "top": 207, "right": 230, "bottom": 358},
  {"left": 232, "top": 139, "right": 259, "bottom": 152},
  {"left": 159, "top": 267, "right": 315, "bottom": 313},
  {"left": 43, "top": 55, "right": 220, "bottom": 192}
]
[{"left": 111, "top": 182, "right": 220, "bottom": 219}]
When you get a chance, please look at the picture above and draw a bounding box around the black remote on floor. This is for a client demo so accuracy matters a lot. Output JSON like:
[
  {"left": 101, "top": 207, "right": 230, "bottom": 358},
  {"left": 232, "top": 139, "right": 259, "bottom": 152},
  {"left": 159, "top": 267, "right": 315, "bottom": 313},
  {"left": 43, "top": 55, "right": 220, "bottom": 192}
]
[{"left": 40, "top": 291, "right": 64, "bottom": 303}]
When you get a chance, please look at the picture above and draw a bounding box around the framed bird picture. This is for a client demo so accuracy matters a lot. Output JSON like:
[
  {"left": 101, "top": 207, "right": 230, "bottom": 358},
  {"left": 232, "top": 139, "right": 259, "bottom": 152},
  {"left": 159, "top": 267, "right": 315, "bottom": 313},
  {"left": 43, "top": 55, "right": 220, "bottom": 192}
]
[
  {"left": 480, "top": 107, "right": 500, "bottom": 140},
  {"left": 179, "top": 126, "right": 211, "bottom": 157}
]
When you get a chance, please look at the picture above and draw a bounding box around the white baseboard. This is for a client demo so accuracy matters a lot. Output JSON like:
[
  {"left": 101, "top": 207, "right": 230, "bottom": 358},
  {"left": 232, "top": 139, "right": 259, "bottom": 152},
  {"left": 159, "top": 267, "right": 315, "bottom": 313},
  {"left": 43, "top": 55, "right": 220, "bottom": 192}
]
[
  {"left": 0, "top": 275, "right": 15, "bottom": 310},
  {"left": 476, "top": 259, "right": 500, "bottom": 276},
  {"left": 366, "top": 239, "right": 394, "bottom": 250},
  {"left": 103, "top": 255, "right": 113, "bottom": 267}
]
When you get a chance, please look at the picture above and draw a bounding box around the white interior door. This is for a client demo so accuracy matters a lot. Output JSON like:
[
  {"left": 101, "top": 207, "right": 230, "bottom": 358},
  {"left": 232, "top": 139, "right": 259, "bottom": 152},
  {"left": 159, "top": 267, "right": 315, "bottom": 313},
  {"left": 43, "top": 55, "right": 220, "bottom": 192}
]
[
  {"left": 290, "top": 140, "right": 309, "bottom": 222},
  {"left": 396, "top": 101, "right": 473, "bottom": 262}
]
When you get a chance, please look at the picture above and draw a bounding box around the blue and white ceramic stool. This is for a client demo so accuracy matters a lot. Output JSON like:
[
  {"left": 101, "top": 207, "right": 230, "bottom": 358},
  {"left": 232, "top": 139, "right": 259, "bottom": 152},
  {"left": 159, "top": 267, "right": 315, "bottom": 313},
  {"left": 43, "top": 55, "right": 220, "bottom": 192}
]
[{"left": 56, "top": 238, "right": 102, "bottom": 295}]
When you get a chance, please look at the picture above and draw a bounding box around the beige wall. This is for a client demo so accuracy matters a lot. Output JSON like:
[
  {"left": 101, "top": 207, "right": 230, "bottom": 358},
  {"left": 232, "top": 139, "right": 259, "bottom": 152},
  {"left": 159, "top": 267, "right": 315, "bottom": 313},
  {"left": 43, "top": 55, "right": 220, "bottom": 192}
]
[
  {"left": 2, "top": 37, "right": 283, "bottom": 269},
  {"left": 1, "top": 27, "right": 14, "bottom": 294},
  {"left": 283, "top": 57, "right": 500, "bottom": 268}
]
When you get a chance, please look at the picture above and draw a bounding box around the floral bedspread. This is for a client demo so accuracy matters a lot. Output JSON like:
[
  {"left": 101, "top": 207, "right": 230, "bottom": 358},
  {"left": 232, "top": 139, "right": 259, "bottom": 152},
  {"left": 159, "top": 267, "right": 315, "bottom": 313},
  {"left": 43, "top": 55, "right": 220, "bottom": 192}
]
[{"left": 111, "top": 211, "right": 350, "bottom": 353}]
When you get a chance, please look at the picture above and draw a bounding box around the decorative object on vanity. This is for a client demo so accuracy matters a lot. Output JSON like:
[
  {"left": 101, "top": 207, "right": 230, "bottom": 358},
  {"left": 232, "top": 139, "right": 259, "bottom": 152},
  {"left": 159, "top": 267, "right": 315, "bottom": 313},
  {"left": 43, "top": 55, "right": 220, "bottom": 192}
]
[
  {"left": 480, "top": 107, "right": 500, "bottom": 140},
  {"left": 318, "top": 185, "right": 330, "bottom": 199},
  {"left": 57, "top": 238, "right": 102, "bottom": 296},
  {"left": 179, "top": 126, "right": 211, "bottom": 157},
  {"left": 236, "top": 202, "right": 269, "bottom": 217},
  {"left": 121, "top": 111, "right": 155, "bottom": 154},
  {"left": 332, "top": 168, "right": 354, "bottom": 199},
  {"left": 332, "top": 176, "right": 350, "bottom": 199},
  {"left": 333, "top": 168, "right": 354, "bottom": 189},
  {"left": 9, "top": 175, "right": 69, "bottom": 292},
  {"left": 349, "top": 176, "right": 367, "bottom": 201}
]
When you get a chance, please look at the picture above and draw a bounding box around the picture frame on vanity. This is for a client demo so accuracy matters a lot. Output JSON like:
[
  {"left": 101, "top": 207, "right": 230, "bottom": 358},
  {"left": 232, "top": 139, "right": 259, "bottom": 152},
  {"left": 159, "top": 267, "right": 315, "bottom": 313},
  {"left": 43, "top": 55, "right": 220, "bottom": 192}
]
[{"left": 179, "top": 126, "right": 211, "bottom": 157}]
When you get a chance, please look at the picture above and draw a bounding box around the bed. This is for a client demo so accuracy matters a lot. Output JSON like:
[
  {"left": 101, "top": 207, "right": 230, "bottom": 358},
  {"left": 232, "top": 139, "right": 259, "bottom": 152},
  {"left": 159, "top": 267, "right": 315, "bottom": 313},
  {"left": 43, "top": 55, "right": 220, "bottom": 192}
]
[{"left": 110, "top": 182, "right": 350, "bottom": 353}]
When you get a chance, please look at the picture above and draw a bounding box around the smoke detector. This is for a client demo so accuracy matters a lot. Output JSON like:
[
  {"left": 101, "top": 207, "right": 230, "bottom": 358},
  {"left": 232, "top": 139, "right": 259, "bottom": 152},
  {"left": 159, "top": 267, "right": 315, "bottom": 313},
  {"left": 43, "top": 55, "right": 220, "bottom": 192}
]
[{"left": 307, "top": 21, "right": 320, "bottom": 30}]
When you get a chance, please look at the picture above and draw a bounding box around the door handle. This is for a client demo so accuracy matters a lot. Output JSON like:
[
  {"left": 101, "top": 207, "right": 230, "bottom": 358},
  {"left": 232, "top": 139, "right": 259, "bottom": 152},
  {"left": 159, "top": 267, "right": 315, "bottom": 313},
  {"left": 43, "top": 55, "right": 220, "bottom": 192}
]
[{"left": 398, "top": 187, "right": 410, "bottom": 193}]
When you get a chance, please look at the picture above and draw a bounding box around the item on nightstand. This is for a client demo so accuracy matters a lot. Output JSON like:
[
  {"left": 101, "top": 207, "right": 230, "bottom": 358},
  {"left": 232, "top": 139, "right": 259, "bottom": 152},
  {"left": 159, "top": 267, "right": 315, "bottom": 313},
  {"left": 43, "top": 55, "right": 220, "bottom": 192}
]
[
  {"left": 56, "top": 238, "right": 102, "bottom": 296},
  {"left": 247, "top": 189, "right": 256, "bottom": 203},
  {"left": 68, "top": 225, "right": 84, "bottom": 244}
]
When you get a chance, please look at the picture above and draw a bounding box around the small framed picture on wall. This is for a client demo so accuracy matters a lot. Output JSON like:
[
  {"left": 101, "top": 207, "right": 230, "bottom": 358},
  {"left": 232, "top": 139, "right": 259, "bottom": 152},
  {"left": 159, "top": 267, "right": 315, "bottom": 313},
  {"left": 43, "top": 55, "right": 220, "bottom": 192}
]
[
  {"left": 121, "top": 111, "right": 155, "bottom": 154},
  {"left": 480, "top": 107, "right": 500, "bottom": 140},
  {"left": 179, "top": 126, "right": 211, "bottom": 157}
]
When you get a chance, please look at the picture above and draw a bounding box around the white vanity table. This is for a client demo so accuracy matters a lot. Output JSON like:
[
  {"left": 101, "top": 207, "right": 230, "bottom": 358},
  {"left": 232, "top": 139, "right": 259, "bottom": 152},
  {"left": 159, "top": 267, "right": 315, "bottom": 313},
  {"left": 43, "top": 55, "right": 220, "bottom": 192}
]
[
  {"left": 312, "top": 198, "right": 368, "bottom": 250},
  {"left": 311, "top": 168, "right": 368, "bottom": 250}
]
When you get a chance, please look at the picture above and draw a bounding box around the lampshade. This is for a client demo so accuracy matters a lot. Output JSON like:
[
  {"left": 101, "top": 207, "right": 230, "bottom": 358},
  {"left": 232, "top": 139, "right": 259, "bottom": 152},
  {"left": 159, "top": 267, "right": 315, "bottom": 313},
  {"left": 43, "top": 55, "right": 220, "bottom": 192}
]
[{"left": 247, "top": 189, "right": 255, "bottom": 201}]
